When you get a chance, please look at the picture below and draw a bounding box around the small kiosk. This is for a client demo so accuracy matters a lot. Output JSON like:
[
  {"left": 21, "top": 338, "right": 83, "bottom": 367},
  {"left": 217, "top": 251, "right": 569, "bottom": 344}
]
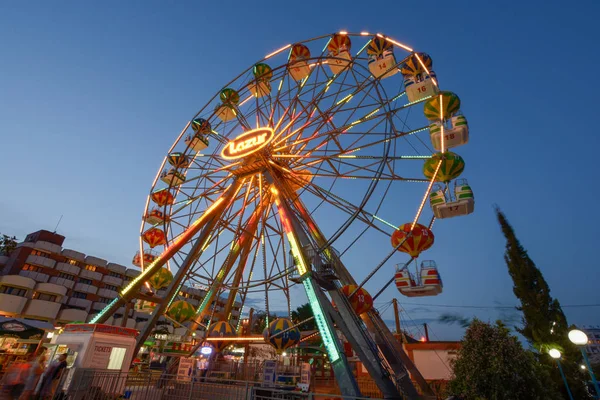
[{"left": 51, "top": 324, "right": 138, "bottom": 398}]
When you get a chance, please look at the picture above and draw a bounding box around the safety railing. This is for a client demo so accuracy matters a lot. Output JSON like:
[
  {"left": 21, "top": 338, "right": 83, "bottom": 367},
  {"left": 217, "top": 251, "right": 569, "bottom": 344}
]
[{"left": 50, "top": 369, "right": 387, "bottom": 400}]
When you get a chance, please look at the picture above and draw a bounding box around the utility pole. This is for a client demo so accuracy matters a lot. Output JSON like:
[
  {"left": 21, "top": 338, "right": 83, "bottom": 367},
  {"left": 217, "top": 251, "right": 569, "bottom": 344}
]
[
  {"left": 392, "top": 299, "right": 401, "bottom": 335},
  {"left": 423, "top": 323, "right": 430, "bottom": 342}
]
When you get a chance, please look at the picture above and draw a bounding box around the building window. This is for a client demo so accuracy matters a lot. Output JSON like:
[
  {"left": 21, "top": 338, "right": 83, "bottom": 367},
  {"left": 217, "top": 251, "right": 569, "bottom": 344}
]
[
  {"left": 108, "top": 272, "right": 122, "bottom": 279},
  {"left": 0, "top": 286, "right": 27, "bottom": 297},
  {"left": 79, "top": 278, "right": 93, "bottom": 285},
  {"left": 71, "top": 291, "right": 87, "bottom": 299},
  {"left": 66, "top": 259, "right": 79, "bottom": 266},
  {"left": 105, "top": 285, "right": 118, "bottom": 292},
  {"left": 36, "top": 293, "right": 58, "bottom": 302},
  {"left": 58, "top": 273, "right": 75, "bottom": 281},
  {"left": 85, "top": 265, "right": 97, "bottom": 272},
  {"left": 31, "top": 250, "right": 50, "bottom": 258},
  {"left": 22, "top": 264, "right": 43, "bottom": 272},
  {"left": 99, "top": 297, "right": 110, "bottom": 304}
]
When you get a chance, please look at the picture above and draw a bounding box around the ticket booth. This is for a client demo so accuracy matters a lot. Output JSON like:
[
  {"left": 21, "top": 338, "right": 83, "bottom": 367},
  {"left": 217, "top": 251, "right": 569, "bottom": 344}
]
[{"left": 51, "top": 324, "right": 139, "bottom": 399}]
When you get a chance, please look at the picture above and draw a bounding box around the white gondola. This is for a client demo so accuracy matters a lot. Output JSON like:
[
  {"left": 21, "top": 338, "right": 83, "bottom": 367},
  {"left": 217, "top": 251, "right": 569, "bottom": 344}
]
[
  {"left": 160, "top": 168, "right": 185, "bottom": 186},
  {"left": 289, "top": 60, "right": 311, "bottom": 81},
  {"left": 185, "top": 132, "right": 209, "bottom": 152},
  {"left": 248, "top": 80, "right": 271, "bottom": 98},
  {"left": 394, "top": 261, "right": 443, "bottom": 297},
  {"left": 429, "top": 115, "right": 469, "bottom": 151},
  {"left": 430, "top": 179, "right": 474, "bottom": 219},
  {"left": 145, "top": 208, "right": 167, "bottom": 225},
  {"left": 404, "top": 71, "right": 439, "bottom": 103},
  {"left": 215, "top": 104, "right": 236, "bottom": 122},
  {"left": 369, "top": 49, "right": 399, "bottom": 79},
  {"left": 327, "top": 50, "right": 352, "bottom": 75}
]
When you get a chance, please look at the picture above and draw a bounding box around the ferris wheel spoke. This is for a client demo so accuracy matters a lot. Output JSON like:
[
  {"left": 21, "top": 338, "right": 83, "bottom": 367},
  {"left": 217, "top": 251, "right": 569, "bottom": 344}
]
[
  {"left": 294, "top": 179, "right": 392, "bottom": 236},
  {"left": 273, "top": 74, "right": 385, "bottom": 158}
]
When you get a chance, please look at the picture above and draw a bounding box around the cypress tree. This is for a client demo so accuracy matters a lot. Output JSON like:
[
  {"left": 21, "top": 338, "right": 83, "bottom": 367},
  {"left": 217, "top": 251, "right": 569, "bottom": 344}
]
[{"left": 496, "top": 208, "right": 588, "bottom": 398}]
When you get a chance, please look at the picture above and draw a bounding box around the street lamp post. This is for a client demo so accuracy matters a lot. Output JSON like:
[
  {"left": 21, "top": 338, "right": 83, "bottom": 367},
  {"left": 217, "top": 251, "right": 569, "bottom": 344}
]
[
  {"left": 549, "top": 348, "right": 574, "bottom": 400},
  {"left": 569, "top": 329, "right": 600, "bottom": 398}
]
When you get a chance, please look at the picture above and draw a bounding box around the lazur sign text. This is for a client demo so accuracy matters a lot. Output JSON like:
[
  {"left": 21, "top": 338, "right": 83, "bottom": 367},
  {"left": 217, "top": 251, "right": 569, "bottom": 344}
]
[{"left": 221, "top": 127, "right": 274, "bottom": 160}]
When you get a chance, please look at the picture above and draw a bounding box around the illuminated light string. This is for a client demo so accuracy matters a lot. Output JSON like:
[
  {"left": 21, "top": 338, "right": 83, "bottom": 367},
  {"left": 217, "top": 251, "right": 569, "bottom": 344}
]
[
  {"left": 322, "top": 38, "right": 332, "bottom": 53},
  {"left": 239, "top": 95, "right": 253, "bottom": 107},
  {"left": 120, "top": 196, "right": 226, "bottom": 296},
  {"left": 356, "top": 40, "right": 371, "bottom": 57},
  {"left": 205, "top": 336, "right": 264, "bottom": 342},
  {"left": 265, "top": 44, "right": 291, "bottom": 60},
  {"left": 336, "top": 94, "right": 353, "bottom": 106},
  {"left": 303, "top": 279, "right": 340, "bottom": 362},
  {"left": 384, "top": 36, "right": 413, "bottom": 52},
  {"left": 439, "top": 93, "right": 446, "bottom": 153},
  {"left": 303, "top": 182, "right": 398, "bottom": 230},
  {"left": 411, "top": 159, "right": 443, "bottom": 231},
  {"left": 414, "top": 52, "right": 438, "bottom": 87}
]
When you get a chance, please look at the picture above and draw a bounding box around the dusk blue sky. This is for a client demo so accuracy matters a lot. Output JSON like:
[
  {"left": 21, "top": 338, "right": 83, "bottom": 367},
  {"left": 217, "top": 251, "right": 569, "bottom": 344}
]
[{"left": 1, "top": 1, "right": 599, "bottom": 341}]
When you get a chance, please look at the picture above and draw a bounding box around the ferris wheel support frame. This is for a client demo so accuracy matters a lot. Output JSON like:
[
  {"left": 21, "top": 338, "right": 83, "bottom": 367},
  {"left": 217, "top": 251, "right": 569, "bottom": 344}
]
[
  {"left": 263, "top": 170, "right": 362, "bottom": 398},
  {"left": 133, "top": 180, "right": 244, "bottom": 353},
  {"left": 288, "top": 190, "right": 432, "bottom": 397},
  {"left": 186, "top": 198, "right": 266, "bottom": 334}
]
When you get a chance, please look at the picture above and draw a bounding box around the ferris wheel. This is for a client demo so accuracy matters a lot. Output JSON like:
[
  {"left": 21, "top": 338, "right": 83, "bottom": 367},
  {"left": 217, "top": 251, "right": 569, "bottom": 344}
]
[{"left": 92, "top": 31, "right": 474, "bottom": 398}]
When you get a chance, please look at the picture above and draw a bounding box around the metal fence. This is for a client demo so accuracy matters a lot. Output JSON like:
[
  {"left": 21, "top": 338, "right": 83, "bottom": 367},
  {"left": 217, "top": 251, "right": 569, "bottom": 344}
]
[{"left": 52, "top": 370, "right": 387, "bottom": 400}]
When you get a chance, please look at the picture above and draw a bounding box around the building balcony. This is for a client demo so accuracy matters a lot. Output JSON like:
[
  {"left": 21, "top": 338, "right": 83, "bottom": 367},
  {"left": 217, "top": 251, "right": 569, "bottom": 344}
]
[
  {"left": 116, "top": 307, "right": 134, "bottom": 318},
  {"left": 67, "top": 297, "right": 92, "bottom": 312},
  {"left": 19, "top": 270, "right": 50, "bottom": 283},
  {"left": 0, "top": 293, "right": 28, "bottom": 315},
  {"left": 1, "top": 275, "right": 36, "bottom": 290},
  {"left": 57, "top": 308, "right": 88, "bottom": 323},
  {"left": 56, "top": 262, "right": 80, "bottom": 276},
  {"left": 134, "top": 309, "right": 152, "bottom": 319},
  {"left": 187, "top": 298, "right": 200, "bottom": 307},
  {"left": 34, "top": 240, "right": 62, "bottom": 254},
  {"left": 79, "top": 269, "right": 102, "bottom": 281},
  {"left": 91, "top": 302, "right": 108, "bottom": 311},
  {"left": 230, "top": 309, "right": 240, "bottom": 317},
  {"left": 107, "top": 263, "right": 127, "bottom": 275},
  {"left": 112, "top": 318, "right": 136, "bottom": 329},
  {"left": 97, "top": 288, "right": 118, "bottom": 299},
  {"left": 125, "top": 269, "right": 141, "bottom": 278},
  {"left": 61, "top": 249, "right": 85, "bottom": 262},
  {"left": 35, "top": 282, "right": 67, "bottom": 297},
  {"left": 49, "top": 277, "right": 74, "bottom": 289},
  {"left": 73, "top": 283, "right": 98, "bottom": 295},
  {"left": 84, "top": 256, "right": 107, "bottom": 268},
  {"left": 102, "top": 275, "right": 123, "bottom": 287},
  {"left": 26, "top": 254, "right": 56, "bottom": 269},
  {"left": 16, "top": 242, "right": 34, "bottom": 250},
  {"left": 23, "top": 299, "right": 61, "bottom": 320}
]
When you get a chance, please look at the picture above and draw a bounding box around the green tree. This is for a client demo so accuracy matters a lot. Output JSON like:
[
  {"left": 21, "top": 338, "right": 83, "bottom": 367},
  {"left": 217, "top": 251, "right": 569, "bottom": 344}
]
[
  {"left": 291, "top": 303, "right": 317, "bottom": 331},
  {"left": 0, "top": 234, "right": 18, "bottom": 256},
  {"left": 250, "top": 310, "right": 277, "bottom": 334},
  {"left": 496, "top": 208, "right": 588, "bottom": 397},
  {"left": 449, "top": 319, "right": 561, "bottom": 400}
]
